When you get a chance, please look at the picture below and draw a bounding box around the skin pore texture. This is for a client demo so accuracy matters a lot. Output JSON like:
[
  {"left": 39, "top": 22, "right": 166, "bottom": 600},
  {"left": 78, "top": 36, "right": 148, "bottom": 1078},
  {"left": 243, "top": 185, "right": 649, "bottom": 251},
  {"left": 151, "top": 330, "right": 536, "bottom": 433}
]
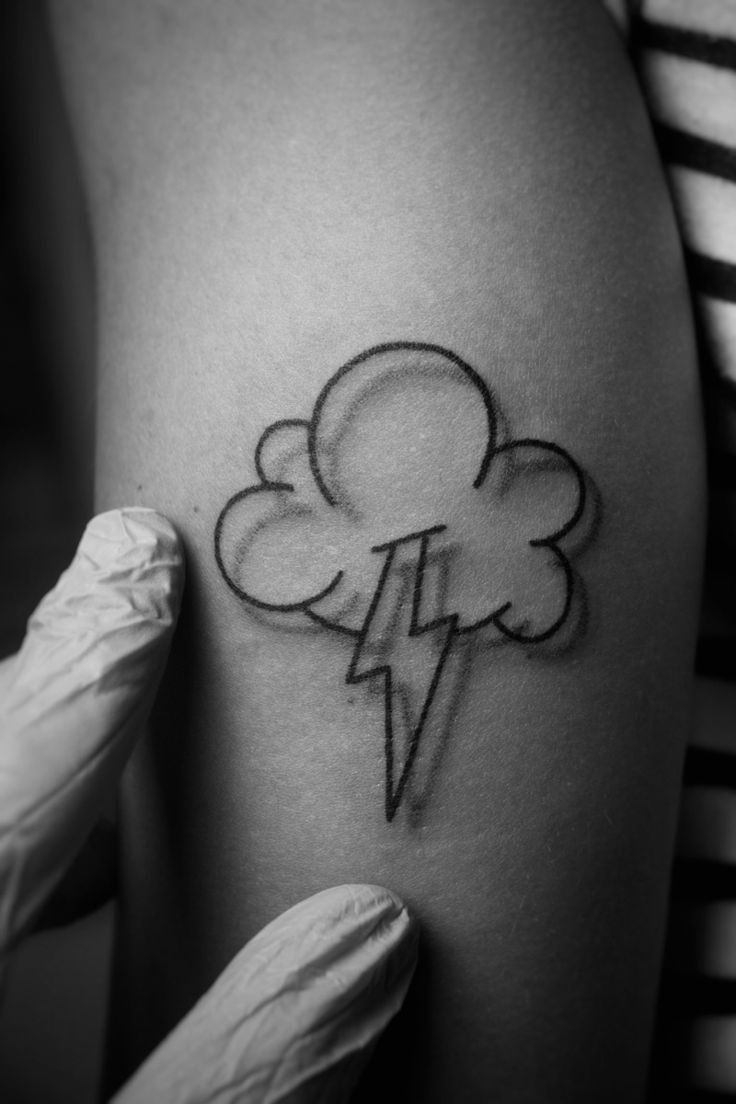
[{"left": 50, "top": 1, "right": 704, "bottom": 1100}]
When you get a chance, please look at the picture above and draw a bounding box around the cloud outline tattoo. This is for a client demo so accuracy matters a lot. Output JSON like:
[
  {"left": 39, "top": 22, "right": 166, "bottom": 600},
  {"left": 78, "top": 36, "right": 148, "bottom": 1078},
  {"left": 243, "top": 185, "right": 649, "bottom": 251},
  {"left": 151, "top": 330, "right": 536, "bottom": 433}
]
[{"left": 215, "top": 341, "right": 589, "bottom": 820}]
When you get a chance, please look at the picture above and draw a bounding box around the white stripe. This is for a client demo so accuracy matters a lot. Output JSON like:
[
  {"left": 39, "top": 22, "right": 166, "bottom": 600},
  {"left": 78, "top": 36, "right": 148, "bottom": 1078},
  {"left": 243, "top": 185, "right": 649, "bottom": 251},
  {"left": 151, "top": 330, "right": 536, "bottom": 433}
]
[
  {"left": 700, "top": 297, "right": 736, "bottom": 385},
  {"left": 691, "top": 679, "right": 736, "bottom": 754},
  {"left": 641, "top": 54, "right": 736, "bottom": 149},
  {"left": 689, "top": 1016, "right": 736, "bottom": 1093},
  {"left": 669, "top": 902, "right": 736, "bottom": 978},
  {"left": 642, "top": 0, "right": 736, "bottom": 39},
  {"left": 668, "top": 169, "right": 736, "bottom": 264},
  {"left": 676, "top": 786, "right": 736, "bottom": 863}
]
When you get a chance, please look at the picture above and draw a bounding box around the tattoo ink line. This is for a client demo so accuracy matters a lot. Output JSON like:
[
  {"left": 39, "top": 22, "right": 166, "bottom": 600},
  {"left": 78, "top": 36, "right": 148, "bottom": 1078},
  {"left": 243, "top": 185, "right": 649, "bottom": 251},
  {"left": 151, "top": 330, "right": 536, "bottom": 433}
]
[
  {"left": 346, "top": 526, "right": 457, "bottom": 821},
  {"left": 214, "top": 341, "right": 596, "bottom": 822}
]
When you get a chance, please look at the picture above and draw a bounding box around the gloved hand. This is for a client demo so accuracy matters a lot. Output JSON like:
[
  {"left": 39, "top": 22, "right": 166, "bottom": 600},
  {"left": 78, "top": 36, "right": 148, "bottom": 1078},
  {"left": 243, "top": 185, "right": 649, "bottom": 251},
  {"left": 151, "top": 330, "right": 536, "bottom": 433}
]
[{"left": 0, "top": 508, "right": 418, "bottom": 1103}]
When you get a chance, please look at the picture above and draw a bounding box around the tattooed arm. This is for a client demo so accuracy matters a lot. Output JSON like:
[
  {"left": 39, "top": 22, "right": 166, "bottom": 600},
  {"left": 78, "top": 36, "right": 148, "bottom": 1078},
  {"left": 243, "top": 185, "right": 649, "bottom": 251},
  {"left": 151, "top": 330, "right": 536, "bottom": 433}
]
[{"left": 49, "top": 1, "right": 704, "bottom": 1099}]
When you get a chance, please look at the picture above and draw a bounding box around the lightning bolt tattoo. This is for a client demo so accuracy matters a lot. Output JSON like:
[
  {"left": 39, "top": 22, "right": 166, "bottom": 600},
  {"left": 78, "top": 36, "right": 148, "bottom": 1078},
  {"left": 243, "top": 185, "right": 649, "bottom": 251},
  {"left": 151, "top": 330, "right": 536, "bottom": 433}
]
[{"left": 347, "top": 525, "right": 458, "bottom": 821}]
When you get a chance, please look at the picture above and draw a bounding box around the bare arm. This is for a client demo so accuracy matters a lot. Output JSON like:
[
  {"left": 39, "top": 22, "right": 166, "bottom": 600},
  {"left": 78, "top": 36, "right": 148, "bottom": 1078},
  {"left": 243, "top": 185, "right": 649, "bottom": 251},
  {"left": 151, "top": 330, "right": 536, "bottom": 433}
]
[{"left": 49, "top": 1, "right": 704, "bottom": 1099}]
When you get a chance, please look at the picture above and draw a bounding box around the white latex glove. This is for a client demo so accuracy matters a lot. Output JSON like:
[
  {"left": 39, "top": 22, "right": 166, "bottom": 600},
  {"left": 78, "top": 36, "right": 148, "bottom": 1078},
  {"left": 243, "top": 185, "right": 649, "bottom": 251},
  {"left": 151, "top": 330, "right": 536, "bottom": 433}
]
[{"left": 0, "top": 508, "right": 418, "bottom": 1103}]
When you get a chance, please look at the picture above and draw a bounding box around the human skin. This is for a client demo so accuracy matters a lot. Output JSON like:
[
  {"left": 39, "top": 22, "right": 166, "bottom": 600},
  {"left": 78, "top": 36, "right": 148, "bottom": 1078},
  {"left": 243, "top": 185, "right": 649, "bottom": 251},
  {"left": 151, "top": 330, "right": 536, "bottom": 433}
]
[{"left": 49, "top": 1, "right": 704, "bottom": 1100}]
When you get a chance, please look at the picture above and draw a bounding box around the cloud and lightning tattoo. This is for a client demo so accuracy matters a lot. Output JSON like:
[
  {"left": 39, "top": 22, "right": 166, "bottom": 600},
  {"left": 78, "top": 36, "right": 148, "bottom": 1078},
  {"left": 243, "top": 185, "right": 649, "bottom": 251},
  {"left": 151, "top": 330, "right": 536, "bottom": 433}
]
[{"left": 215, "top": 342, "right": 590, "bottom": 822}]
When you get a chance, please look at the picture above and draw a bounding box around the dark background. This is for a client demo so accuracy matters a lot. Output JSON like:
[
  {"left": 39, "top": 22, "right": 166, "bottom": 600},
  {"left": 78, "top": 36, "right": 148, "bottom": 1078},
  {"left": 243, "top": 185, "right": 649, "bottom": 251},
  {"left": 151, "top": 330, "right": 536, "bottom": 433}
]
[{"left": 1, "top": 4, "right": 110, "bottom": 1101}]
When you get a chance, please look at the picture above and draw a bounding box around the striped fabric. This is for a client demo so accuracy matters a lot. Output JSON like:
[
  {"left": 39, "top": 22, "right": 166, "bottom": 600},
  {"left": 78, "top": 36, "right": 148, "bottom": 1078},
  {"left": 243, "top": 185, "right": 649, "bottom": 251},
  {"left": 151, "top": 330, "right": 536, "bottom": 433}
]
[
  {"left": 635, "top": 2, "right": 736, "bottom": 401},
  {"left": 605, "top": 1, "right": 736, "bottom": 1098}
]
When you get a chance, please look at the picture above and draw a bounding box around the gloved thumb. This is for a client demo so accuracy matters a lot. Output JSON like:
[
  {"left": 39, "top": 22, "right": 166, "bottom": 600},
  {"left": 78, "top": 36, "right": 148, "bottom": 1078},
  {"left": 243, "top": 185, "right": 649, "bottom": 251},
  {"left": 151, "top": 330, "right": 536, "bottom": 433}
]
[{"left": 114, "top": 883, "right": 418, "bottom": 1104}]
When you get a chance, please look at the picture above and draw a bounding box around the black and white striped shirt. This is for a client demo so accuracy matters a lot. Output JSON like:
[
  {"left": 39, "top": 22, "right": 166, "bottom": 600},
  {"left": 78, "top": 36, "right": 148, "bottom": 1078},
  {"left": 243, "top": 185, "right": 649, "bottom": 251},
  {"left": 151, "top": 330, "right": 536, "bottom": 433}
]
[{"left": 607, "top": 1, "right": 736, "bottom": 1096}]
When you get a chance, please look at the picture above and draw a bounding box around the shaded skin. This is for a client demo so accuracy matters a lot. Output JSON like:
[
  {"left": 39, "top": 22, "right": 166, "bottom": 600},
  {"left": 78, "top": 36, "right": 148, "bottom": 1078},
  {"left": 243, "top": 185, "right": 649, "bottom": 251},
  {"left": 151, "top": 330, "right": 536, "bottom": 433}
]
[{"left": 49, "top": 1, "right": 704, "bottom": 1100}]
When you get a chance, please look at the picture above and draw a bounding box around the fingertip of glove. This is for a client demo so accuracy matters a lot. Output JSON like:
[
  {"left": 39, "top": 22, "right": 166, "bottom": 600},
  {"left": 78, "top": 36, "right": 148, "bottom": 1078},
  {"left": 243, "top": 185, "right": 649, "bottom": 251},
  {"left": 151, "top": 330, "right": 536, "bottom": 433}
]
[
  {"left": 235, "top": 882, "right": 418, "bottom": 981},
  {"left": 115, "top": 884, "right": 418, "bottom": 1104},
  {"left": 277, "top": 882, "right": 418, "bottom": 964},
  {"left": 226, "top": 883, "right": 419, "bottom": 1064},
  {"left": 43, "top": 507, "right": 185, "bottom": 629},
  {"left": 260, "top": 884, "right": 418, "bottom": 1100},
  {"left": 81, "top": 508, "right": 184, "bottom": 580},
  {"left": 9, "top": 508, "right": 184, "bottom": 703}
]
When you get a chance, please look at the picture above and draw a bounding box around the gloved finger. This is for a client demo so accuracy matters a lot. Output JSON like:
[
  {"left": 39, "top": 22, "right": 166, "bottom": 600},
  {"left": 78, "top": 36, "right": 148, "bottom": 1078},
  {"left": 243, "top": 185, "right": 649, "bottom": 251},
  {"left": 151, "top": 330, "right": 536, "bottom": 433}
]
[
  {"left": 115, "top": 883, "right": 418, "bottom": 1104},
  {"left": 0, "top": 508, "right": 183, "bottom": 961}
]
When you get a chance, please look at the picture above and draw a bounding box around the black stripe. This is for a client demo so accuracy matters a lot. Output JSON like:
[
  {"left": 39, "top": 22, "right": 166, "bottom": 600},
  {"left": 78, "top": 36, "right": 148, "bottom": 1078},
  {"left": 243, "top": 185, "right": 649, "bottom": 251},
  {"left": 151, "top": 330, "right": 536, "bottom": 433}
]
[
  {"left": 634, "top": 17, "right": 736, "bottom": 71},
  {"left": 684, "top": 747, "right": 736, "bottom": 790},
  {"left": 651, "top": 1084, "right": 736, "bottom": 1104},
  {"left": 702, "top": 357, "right": 736, "bottom": 407},
  {"left": 701, "top": 358, "right": 736, "bottom": 409},
  {"left": 654, "top": 123, "right": 736, "bottom": 184},
  {"left": 707, "top": 450, "right": 736, "bottom": 490},
  {"left": 695, "top": 256, "right": 736, "bottom": 303},
  {"left": 704, "top": 545, "right": 736, "bottom": 577},
  {"left": 696, "top": 638, "right": 736, "bottom": 682},
  {"left": 658, "top": 974, "right": 736, "bottom": 1016},
  {"left": 655, "top": 1083, "right": 736, "bottom": 1103},
  {"left": 685, "top": 1094, "right": 736, "bottom": 1104},
  {"left": 670, "top": 858, "right": 736, "bottom": 901},
  {"left": 687, "top": 251, "right": 736, "bottom": 304}
]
